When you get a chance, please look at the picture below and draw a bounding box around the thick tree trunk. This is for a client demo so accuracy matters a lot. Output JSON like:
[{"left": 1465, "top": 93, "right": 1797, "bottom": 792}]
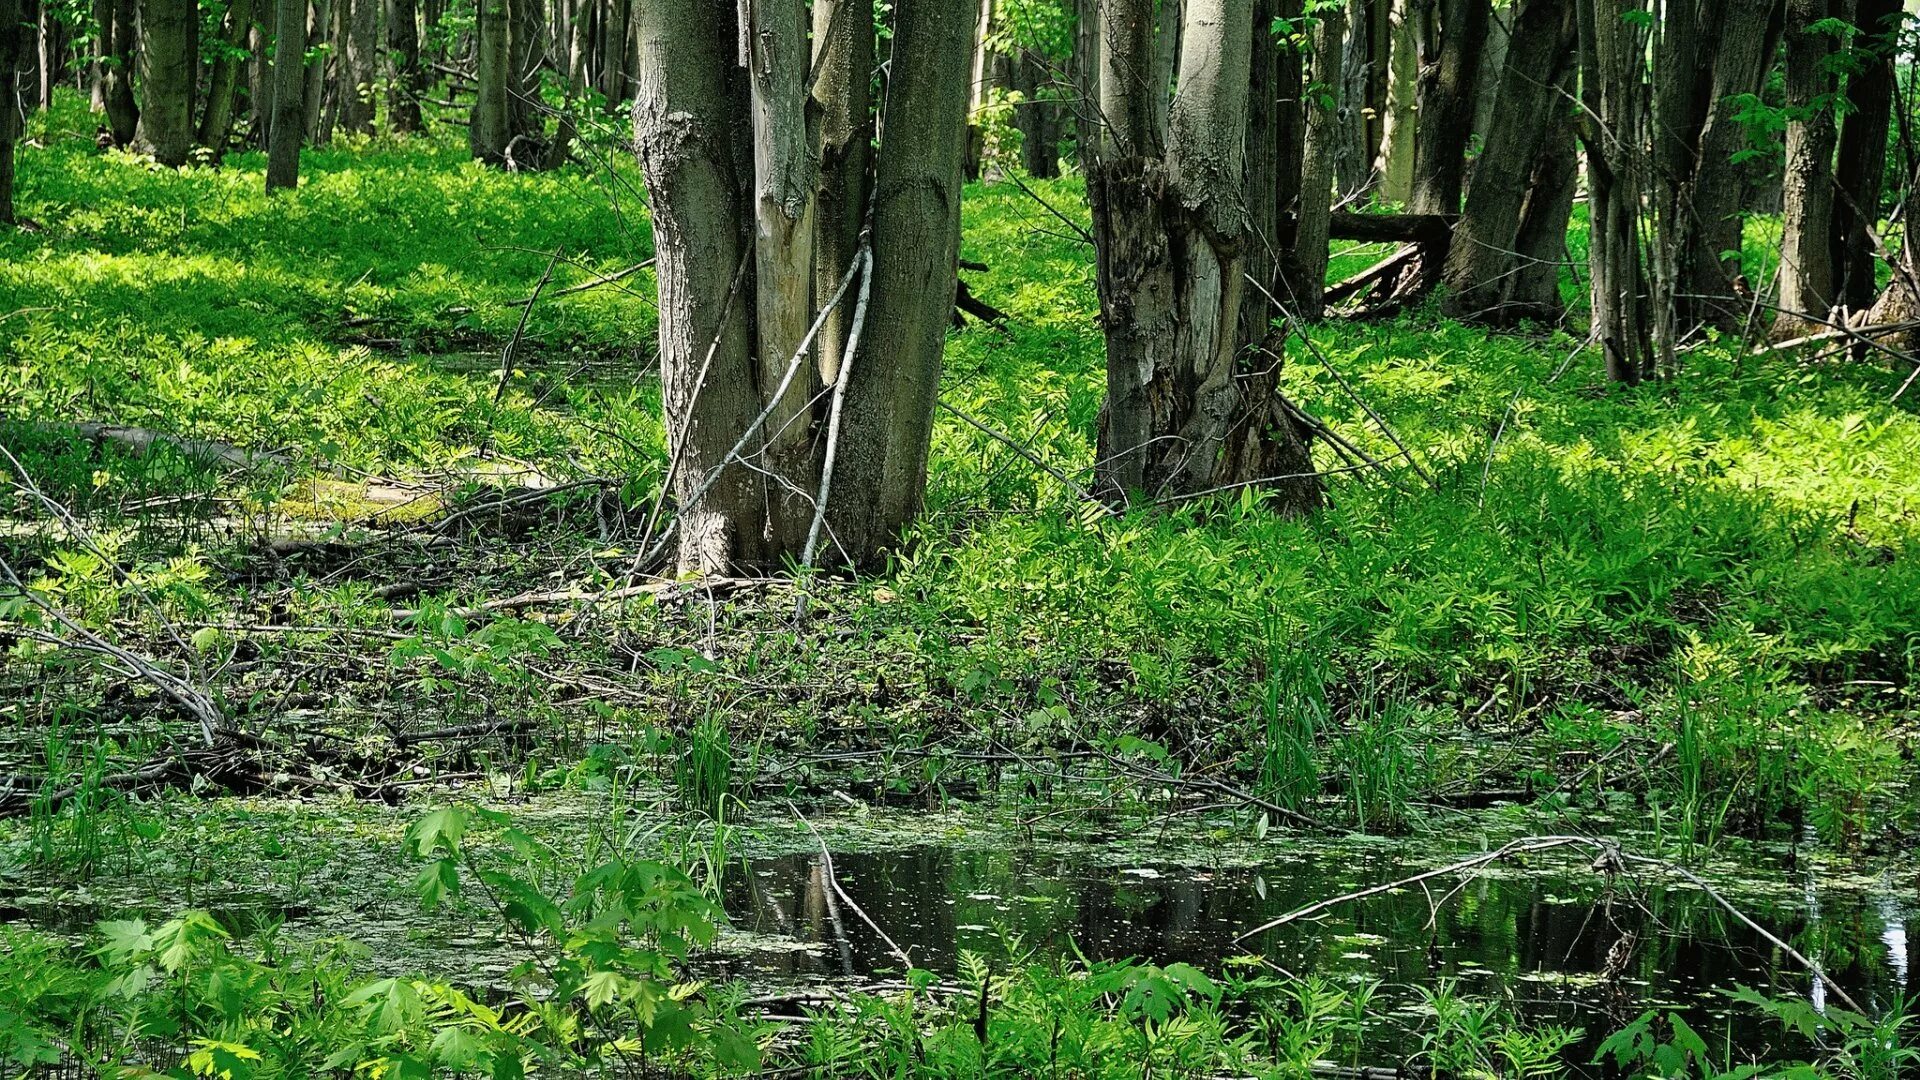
[
  {"left": 634, "top": 0, "right": 765, "bottom": 573},
  {"left": 827, "top": 0, "right": 972, "bottom": 559},
  {"left": 507, "top": 0, "right": 544, "bottom": 149},
  {"left": 338, "top": 0, "right": 376, "bottom": 132},
  {"left": 388, "top": 0, "right": 423, "bottom": 132},
  {"left": 136, "top": 0, "right": 198, "bottom": 165},
  {"left": 1831, "top": 0, "right": 1895, "bottom": 315},
  {"left": 199, "top": 0, "right": 257, "bottom": 151},
  {"left": 1010, "top": 50, "right": 1061, "bottom": 178},
  {"left": 470, "top": 0, "right": 511, "bottom": 161},
  {"left": 1333, "top": 0, "right": 1369, "bottom": 197},
  {"left": 266, "top": 0, "right": 307, "bottom": 189},
  {"left": 1291, "top": 1, "right": 1344, "bottom": 319},
  {"left": 1680, "top": 0, "right": 1780, "bottom": 329},
  {"left": 1507, "top": 102, "right": 1577, "bottom": 320},
  {"left": 1773, "top": 0, "right": 1848, "bottom": 337},
  {"left": 1439, "top": 0, "right": 1574, "bottom": 323},
  {"left": 1093, "top": 0, "right": 1321, "bottom": 509},
  {"left": 99, "top": 0, "right": 138, "bottom": 146},
  {"left": 1407, "top": 0, "right": 1485, "bottom": 214},
  {"left": 1465, "top": 1, "right": 1506, "bottom": 164}
]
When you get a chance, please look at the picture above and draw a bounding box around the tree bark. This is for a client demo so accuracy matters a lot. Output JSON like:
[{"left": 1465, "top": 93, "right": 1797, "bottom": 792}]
[
  {"left": 99, "top": 0, "right": 138, "bottom": 146},
  {"left": 1680, "top": 0, "right": 1781, "bottom": 328},
  {"left": 1092, "top": 0, "right": 1320, "bottom": 509},
  {"left": 199, "top": 0, "right": 257, "bottom": 151},
  {"left": 1867, "top": 156, "right": 1920, "bottom": 355},
  {"left": 0, "top": 0, "right": 20, "bottom": 224},
  {"left": 339, "top": 0, "right": 376, "bottom": 132},
  {"left": 1333, "top": 0, "right": 1369, "bottom": 196},
  {"left": 1439, "top": 0, "right": 1574, "bottom": 323},
  {"left": 301, "top": 0, "right": 331, "bottom": 143},
  {"left": 266, "top": 0, "right": 307, "bottom": 189},
  {"left": 965, "top": 0, "right": 995, "bottom": 181},
  {"left": 136, "top": 0, "right": 198, "bottom": 165},
  {"left": 388, "top": 0, "right": 423, "bottom": 132},
  {"left": 1773, "top": 0, "right": 1848, "bottom": 337},
  {"left": 811, "top": 0, "right": 872, "bottom": 387},
  {"left": 1831, "top": 0, "right": 1895, "bottom": 315},
  {"left": 827, "top": 0, "right": 972, "bottom": 559},
  {"left": 1376, "top": 0, "right": 1417, "bottom": 203},
  {"left": 1507, "top": 100, "right": 1577, "bottom": 320},
  {"left": 1407, "top": 0, "right": 1485, "bottom": 213},
  {"left": 1010, "top": 48, "right": 1061, "bottom": 178},
  {"left": 470, "top": 0, "right": 511, "bottom": 160},
  {"left": 1579, "top": 0, "right": 1651, "bottom": 382},
  {"left": 1291, "top": 1, "right": 1344, "bottom": 319},
  {"left": 508, "top": 0, "right": 544, "bottom": 147}
]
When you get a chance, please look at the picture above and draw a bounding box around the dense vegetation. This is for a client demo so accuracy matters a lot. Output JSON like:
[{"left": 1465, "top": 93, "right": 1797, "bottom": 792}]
[{"left": 2, "top": 0, "right": 1920, "bottom": 1074}]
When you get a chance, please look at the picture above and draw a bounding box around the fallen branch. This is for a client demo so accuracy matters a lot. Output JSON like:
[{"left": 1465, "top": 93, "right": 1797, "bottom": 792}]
[
  {"left": 789, "top": 801, "right": 915, "bottom": 970},
  {"left": 7, "top": 421, "right": 290, "bottom": 472}
]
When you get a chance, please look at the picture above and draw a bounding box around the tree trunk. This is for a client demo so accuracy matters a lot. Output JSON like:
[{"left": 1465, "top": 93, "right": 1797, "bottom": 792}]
[
  {"left": 0, "top": 0, "right": 20, "bottom": 224},
  {"left": 508, "top": 0, "right": 544, "bottom": 148},
  {"left": 1773, "top": 0, "right": 1848, "bottom": 338},
  {"left": 1071, "top": 0, "right": 1101, "bottom": 168},
  {"left": 965, "top": 0, "right": 995, "bottom": 181},
  {"left": 596, "top": 0, "right": 628, "bottom": 105},
  {"left": 337, "top": 0, "right": 375, "bottom": 132},
  {"left": 636, "top": 0, "right": 970, "bottom": 572},
  {"left": 1831, "top": 0, "right": 1895, "bottom": 315},
  {"left": 1407, "top": 0, "right": 1485, "bottom": 214},
  {"left": 99, "top": 0, "right": 138, "bottom": 145},
  {"left": 1680, "top": 0, "right": 1781, "bottom": 329},
  {"left": 301, "top": 0, "right": 331, "bottom": 142},
  {"left": 811, "top": 0, "right": 872, "bottom": 388},
  {"left": 1376, "top": 0, "right": 1417, "bottom": 203},
  {"left": 1507, "top": 101, "right": 1577, "bottom": 320},
  {"left": 1333, "top": 0, "right": 1369, "bottom": 197},
  {"left": 136, "top": 0, "right": 198, "bottom": 165},
  {"left": 1291, "top": 0, "right": 1344, "bottom": 319},
  {"left": 1439, "top": 0, "right": 1574, "bottom": 323},
  {"left": 1010, "top": 49, "right": 1060, "bottom": 178},
  {"left": 1867, "top": 156, "right": 1920, "bottom": 355},
  {"left": 470, "top": 0, "right": 511, "bottom": 160},
  {"left": 827, "top": 0, "right": 972, "bottom": 559},
  {"left": 266, "top": 0, "right": 307, "bottom": 189},
  {"left": 1243, "top": 0, "right": 1280, "bottom": 341},
  {"left": 1092, "top": 0, "right": 1321, "bottom": 509},
  {"left": 1579, "top": 0, "right": 1651, "bottom": 382},
  {"left": 199, "top": 0, "right": 257, "bottom": 151},
  {"left": 388, "top": 0, "right": 423, "bottom": 132}
]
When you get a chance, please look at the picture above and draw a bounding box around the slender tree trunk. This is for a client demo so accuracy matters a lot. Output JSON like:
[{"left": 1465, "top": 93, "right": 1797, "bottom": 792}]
[
  {"left": 388, "top": 0, "right": 422, "bottom": 131},
  {"left": 965, "top": 0, "right": 995, "bottom": 181},
  {"left": 1243, "top": 0, "right": 1280, "bottom": 342},
  {"left": 1867, "top": 156, "right": 1920, "bottom": 354},
  {"left": 508, "top": 0, "right": 544, "bottom": 148},
  {"left": 470, "top": 0, "right": 510, "bottom": 160},
  {"left": 0, "top": 0, "right": 21, "bottom": 224},
  {"left": 1333, "top": 0, "right": 1369, "bottom": 196},
  {"left": 1773, "top": 0, "right": 1849, "bottom": 337},
  {"left": 1579, "top": 0, "right": 1651, "bottom": 381},
  {"left": 301, "top": 0, "right": 331, "bottom": 142},
  {"left": 1292, "top": 0, "right": 1344, "bottom": 319},
  {"left": 266, "top": 0, "right": 307, "bottom": 189},
  {"left": 1439, "top": 0, "right": 1574, "bottom": 323},
  {"left": 249, "top": 23, "right": 271, "bottom": 143},
  {"left": 811, "top": 0, "right": 872, "bottom": 389},
  {"left": 136, "top": 0, "right": 198, "bottom": 165},
  {"left": 595, "top": 0, "right": 627, "bottom": 105},
  {"left": 1071, "top": 0, "right": 1101, "bottom": 168},
  {"left": 100, "top": 0, "right": 138, "bottom": 145},
  {"left": 199, "top": 0, "right": 257, "bottom": 151},
  {"left": 1832, "top": 0, "right": 1896, "bottom": 317},
  {"left": 1010, "top": 49, "right": 1060, "bottom": 178},
  {"left": 338, "top": 0, "right": 375, "bottom": 132},
  {"left": 1376, "top": 0, "right": 1417, "bottom": 203},
  {"left": 1407, "top": 0, "right": 1485, "bottom": 213}
]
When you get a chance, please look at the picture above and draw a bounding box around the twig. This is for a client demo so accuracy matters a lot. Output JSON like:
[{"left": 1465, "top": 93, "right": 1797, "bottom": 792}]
[
  {"left": 507, "top": 258, "right": 655, "bottom": 306},
  {"left": 492, "top": 246, "right": 563, "bottom": 407},
  {"left": 787, "top": 801, "right": 915, "bottom": 970},
  {"left": 938, "top": 401, "right": 1111, "bottom": 512},
  {"left": 801, "top": 244, "right": 875, "bottom": 571}
]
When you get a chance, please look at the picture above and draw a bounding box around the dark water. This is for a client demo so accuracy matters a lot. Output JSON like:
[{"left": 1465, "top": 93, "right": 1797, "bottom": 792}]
[{"left": 719, "top": 841, "right": 1916, "bottom": 1066}]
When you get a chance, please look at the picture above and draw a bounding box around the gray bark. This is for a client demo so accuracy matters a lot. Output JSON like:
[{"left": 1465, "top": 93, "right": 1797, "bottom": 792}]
[
  {"left": 136, "top": 0, "right": 198, "bottom": 165},
  {"left": 266, "top": 0, "right": 307, "bottom": 189},
  {"left": 811, "top": 0, "right": 872, "bottom": 386},
  {"left": 1440, "top": 0, "right": 1574, "bottom": 323},
  {"left": 340, "top": 0, "right": 376, "bottom": 132},
  {"left": 199, "top": 0, "right": 257, "bottom": 150},
  {"left": 1408, "top": 0, "right": 1485, "bottom": 214},
  {"left": 1376, "top": 0, "right": 1416, "bottom": 203},
  {"left": 827, "top": 0, "right": 972, "bottom": 560},
  {"left": 1681, "top": 0, "right": 1781, "bottom": 328},
  {"left": 1773, "top": 0, "right": 1848, "bottom": 337},
  {"left": 1579, "top": 0, "right": 1651, "bottom": 382},
  {"left": 470, "top": 0, "right": 511, "bottom": 160},
  {"left": 99, "top": 0, "right": 138, "bottom": 145},
  {"left": 388, "top": 0, "right": 423, "bottom": 132},
  {"left": 1832, "top": 0, "right": 1896, "bottom": 314},
  {"left": 1293, "top": 1, "right": 1345, "bottom": 319}
]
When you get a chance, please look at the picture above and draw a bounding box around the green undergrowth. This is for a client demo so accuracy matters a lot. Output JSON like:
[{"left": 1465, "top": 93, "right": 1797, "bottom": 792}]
[{"left": 2, "top": 96, "right": 1918, "bottom": 852}]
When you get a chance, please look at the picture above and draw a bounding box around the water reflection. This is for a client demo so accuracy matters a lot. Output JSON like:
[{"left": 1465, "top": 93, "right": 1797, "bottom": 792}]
[{"left": 721, "top": 844, "right": 1916, "bottom": 1062}]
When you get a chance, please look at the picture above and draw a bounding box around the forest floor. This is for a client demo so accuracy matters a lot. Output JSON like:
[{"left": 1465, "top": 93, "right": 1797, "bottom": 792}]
[{"left": 2, "top": 98, "right": 1919, "bottom": 1076}]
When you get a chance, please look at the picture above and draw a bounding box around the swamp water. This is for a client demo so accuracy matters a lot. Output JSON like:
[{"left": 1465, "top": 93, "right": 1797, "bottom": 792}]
[{"left": 716, "top": 835, "right": 1917, "bottom": 1067}]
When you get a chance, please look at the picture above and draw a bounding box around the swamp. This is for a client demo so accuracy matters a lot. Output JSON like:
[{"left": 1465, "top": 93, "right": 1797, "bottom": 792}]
[{"left": 3, "top": 0, "right": 1920, "bottom": 1076}]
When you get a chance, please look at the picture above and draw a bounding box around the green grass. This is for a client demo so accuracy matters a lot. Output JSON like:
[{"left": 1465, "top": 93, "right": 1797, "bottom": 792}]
[{"left": 2, "top": 92, "right": 1918, "bottom": 849}]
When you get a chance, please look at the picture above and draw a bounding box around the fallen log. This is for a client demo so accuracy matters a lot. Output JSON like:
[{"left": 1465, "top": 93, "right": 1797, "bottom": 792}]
[{"left": 5, "top": 421, "right": 291, "bottom": 472}]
